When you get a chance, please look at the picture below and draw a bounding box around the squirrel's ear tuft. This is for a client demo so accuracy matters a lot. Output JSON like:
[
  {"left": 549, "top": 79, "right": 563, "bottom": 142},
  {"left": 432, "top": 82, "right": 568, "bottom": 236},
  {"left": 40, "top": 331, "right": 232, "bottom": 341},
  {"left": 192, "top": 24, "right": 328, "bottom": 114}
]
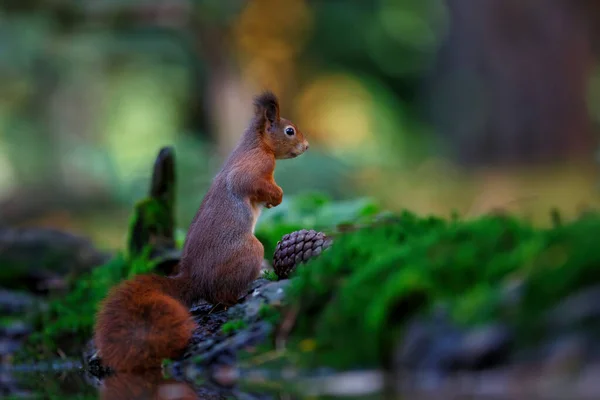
[{"left": 254, "top": 90, "right": 280, "bottom": 123}]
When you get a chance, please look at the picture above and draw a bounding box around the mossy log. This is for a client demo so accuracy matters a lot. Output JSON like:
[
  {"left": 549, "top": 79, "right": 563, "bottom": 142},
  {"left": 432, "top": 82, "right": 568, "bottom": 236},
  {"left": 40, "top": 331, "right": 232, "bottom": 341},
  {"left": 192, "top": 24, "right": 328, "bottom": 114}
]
[
  {"left": 0, "top": 228, "right": 109, "bottom": 293},
  {"left": 127, "top": 147, "right": 179, "bottom": 273}
]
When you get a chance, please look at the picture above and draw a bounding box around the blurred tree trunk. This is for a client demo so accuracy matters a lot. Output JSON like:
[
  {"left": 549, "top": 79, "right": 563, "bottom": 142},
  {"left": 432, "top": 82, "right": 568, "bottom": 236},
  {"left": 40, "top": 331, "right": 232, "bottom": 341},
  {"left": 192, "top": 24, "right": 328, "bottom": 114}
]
[
  {"left": 192, "top": 5, "right": 253, "bottom": 159},
  {"left": 197, "top": 27, "right": 252, "bottom": 158},
  {"left": 428, "top": 0, "right": 595, "bottom": 167}
]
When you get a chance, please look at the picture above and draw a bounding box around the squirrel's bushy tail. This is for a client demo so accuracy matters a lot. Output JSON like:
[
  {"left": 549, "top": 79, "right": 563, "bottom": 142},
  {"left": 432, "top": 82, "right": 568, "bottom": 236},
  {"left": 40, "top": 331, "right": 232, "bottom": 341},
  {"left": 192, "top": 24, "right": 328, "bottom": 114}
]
[{"left": 94, "top": 274, "right": 196, "bottom": 371}]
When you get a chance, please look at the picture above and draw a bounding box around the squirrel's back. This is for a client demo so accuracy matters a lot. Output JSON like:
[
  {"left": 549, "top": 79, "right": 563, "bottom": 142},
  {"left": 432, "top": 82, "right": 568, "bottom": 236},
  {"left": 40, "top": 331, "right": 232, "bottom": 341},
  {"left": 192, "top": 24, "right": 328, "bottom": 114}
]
[{"left": 94, "top": 274, "right": 196, "bottom": 371}]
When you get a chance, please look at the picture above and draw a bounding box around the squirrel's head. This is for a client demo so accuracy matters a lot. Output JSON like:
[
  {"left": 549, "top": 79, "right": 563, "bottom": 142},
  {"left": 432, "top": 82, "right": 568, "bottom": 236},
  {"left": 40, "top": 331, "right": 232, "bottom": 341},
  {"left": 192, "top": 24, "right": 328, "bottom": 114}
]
[{"left": 253, "top": 91, "right": 309, "bottom": 159}]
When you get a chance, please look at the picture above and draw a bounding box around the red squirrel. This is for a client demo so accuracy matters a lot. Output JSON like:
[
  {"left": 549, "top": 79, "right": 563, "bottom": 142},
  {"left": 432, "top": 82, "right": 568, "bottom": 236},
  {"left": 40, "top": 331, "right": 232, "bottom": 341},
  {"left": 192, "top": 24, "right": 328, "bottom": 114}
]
[{"left": 94, "top": 91, "right": 309, "bottom": 372}]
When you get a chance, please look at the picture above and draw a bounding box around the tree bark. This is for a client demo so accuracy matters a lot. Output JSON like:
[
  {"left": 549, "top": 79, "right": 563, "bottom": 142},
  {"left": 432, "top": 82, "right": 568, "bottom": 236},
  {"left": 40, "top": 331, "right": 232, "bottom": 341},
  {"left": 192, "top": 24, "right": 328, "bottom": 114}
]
[{"left": 428, "top": 0, "right": 595, "bottom": 167}]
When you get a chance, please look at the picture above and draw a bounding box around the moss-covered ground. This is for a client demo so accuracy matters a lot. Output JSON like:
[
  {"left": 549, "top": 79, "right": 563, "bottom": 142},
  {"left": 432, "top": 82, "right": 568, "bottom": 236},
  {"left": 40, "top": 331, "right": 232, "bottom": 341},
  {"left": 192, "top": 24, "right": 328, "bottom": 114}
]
[
  {"left": 13, "top": 191, "right": 600, "bottom": 375},
  {"left": 267, "top": 209, "right": 600, "bottom": 370}
]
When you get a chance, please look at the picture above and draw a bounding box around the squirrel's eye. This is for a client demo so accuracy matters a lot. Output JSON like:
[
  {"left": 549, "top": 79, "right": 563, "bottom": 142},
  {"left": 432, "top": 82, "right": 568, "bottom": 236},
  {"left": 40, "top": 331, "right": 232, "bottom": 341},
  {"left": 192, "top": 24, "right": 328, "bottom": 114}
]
[{"left": 284, "top": 126, "right": 295, "bottom": 136}]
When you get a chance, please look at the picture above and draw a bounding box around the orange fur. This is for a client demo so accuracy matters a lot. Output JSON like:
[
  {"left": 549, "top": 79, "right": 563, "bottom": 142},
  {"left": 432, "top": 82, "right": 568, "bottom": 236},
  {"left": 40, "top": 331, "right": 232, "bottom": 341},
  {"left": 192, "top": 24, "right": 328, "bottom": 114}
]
[
  {"left": 94, "top": 274, "right": 196, "bottom": 372},
  {"left": 93, "top": 91, "right": 309, "bottom": 371}
]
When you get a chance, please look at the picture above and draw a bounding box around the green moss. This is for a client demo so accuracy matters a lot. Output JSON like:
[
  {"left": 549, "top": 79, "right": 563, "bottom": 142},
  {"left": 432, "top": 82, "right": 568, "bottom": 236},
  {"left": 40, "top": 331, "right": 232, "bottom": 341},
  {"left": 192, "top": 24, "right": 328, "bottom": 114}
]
[
  {"left": 255, "top": 192, "right": 381, "bottom": 257},
  {"left": 0, "top": 316, "right": 21, "bottom": 328},
  {"left": 258, "top": 304, "right": 282, "bottom": 325},
  {"left": 221, "top": 319, "right": 248, "bottom": 335},
  {"left": 278, "top": 210, "right": 600, "bottom": 369},
  {"left": 127, "top": 197, "right": 175, "bottom": 258},
  {"left": 17, "top": 247, "right": 161, "bottom": 361},
  {"left": 161, "top": 358, "right": 174, "bottom": 378},
  {"left": 262, "top": 270, "right": 279, "bottom": 282}
]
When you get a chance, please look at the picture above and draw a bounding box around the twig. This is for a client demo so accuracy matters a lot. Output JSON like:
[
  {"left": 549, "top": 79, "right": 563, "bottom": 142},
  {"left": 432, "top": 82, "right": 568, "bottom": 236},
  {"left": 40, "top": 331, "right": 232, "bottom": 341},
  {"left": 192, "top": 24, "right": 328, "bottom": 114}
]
[
  {"left": 274, "top": 305, "right": 300, "bottom": 351},
  {"left": 244, "top": 349, "right": 286, "bottom": 367},
  {"left": 56, "top": 348, "right": 67, "bottom": 360}
]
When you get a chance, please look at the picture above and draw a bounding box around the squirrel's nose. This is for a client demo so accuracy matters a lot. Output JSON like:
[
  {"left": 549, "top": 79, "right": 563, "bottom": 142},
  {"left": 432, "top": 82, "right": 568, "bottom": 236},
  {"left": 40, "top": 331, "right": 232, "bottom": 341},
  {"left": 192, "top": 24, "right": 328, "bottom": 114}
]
[{"left": 303, "top": 141, "right": 310, "bottom": 151}]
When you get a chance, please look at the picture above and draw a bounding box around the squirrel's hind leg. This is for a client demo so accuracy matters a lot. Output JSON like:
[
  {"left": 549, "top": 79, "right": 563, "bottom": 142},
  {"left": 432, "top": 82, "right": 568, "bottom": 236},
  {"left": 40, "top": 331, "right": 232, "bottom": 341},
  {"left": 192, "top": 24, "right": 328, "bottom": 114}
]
[{"left": 209, "top": 238, "right": 263, "bottom": 306}]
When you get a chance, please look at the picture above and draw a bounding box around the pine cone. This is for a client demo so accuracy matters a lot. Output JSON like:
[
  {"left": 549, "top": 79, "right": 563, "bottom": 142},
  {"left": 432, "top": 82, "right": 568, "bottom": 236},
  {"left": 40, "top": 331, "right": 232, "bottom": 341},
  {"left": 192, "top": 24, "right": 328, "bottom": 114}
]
[{"left": 273, "top": 229, "right": 333, "bottom": 279}]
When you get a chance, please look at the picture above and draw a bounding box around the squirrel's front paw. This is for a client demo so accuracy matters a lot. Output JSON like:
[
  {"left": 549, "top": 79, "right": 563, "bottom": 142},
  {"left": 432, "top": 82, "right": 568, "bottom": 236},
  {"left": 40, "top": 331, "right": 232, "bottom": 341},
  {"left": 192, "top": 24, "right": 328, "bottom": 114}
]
[{"left": 268, "top": 186, "right": 283, "bottom": 208}]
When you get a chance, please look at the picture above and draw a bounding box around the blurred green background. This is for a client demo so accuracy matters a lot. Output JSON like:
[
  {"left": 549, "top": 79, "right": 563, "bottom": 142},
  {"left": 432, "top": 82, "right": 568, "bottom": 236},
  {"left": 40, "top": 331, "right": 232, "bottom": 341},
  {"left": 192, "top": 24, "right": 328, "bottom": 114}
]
[{"left": 1, "top": 0, "right": 600, "bottom": 249}]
